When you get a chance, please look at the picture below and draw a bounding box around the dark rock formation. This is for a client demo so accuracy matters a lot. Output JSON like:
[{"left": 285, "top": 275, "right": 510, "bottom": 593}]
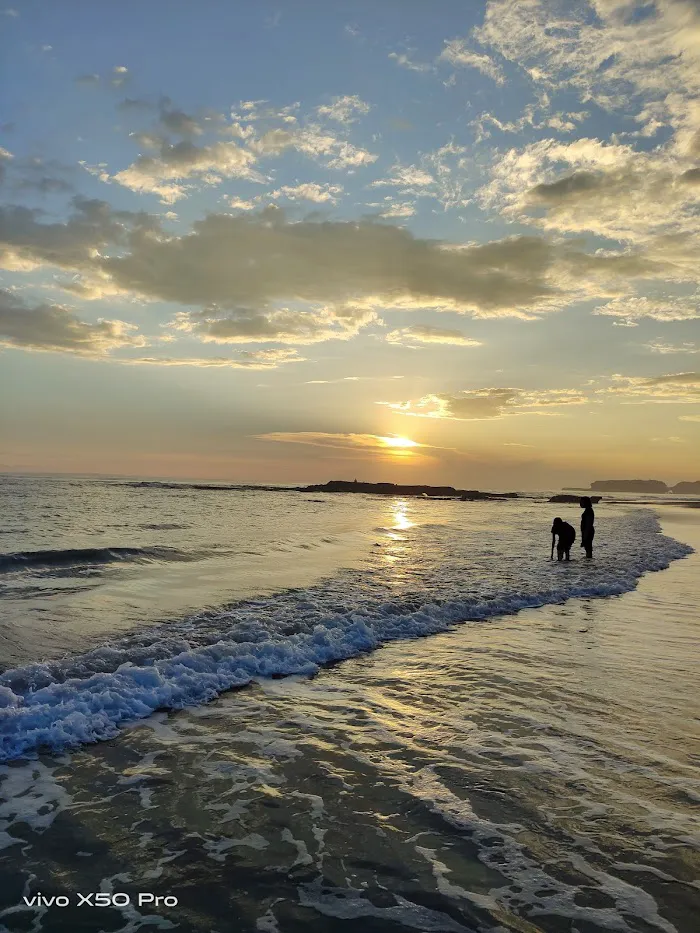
[
  {"left": 298, "top": 480, "right": 518, "bottom": 499},
  {"left": 590, "top": 479, "right": 668, "bottom": 493},
  {"left": 549, "top": 494, "right": 602, "bottom": 503}
]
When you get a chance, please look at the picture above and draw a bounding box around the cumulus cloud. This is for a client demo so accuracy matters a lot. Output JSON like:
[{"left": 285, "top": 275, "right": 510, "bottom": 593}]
[
  {"left": 316, "top": 95, "right": 370, "bottom": 123},
  {"left": 382, "top": 387, "right": 588, "bottom": 420},
  {"left": 480, "top": 137, "right": 700, "bottom": 244},
  {"left": 0, "top": 196, "right": 160, "bottom": 273},
  {"left": 113, "top": 139, "right": 263, "bottom": 202},
  {"left": 95, "top": 211, "right": 568, "bottom": 322},
  {"left": 109, "top": 93, "right": 376, "bottom": 202},
  {"left": 386, "top": 325, "right": 483, "bottom": 347},
  {"left": 0, "top": 288, "right": 145, "bottom": 355},
  {"left": 5, "top": 201, "right": 688, "bottom": 343},
  {"left": 438, "top": 38, "right": 504, "bottom": 84}
]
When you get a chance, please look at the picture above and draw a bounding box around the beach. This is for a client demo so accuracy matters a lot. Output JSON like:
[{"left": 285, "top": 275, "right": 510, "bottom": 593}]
[{"left": 0, "top": 480, "right": 698, "bottom": 932}]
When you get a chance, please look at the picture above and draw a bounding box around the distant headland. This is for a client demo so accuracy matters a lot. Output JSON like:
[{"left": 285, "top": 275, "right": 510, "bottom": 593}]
[
  {"left": 589, "top": 479, "right": 700, "bottom": 494},
  {"left": 298, "top": 480, "right": 518, "bottom": 500}
]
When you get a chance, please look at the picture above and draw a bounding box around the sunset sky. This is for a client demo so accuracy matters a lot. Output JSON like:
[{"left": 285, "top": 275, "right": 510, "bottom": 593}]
[{"left": 1, "top": 0, "right": 699, "bottom": 488}]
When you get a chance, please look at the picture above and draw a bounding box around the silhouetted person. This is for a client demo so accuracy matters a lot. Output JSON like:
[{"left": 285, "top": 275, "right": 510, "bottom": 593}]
[
  {"left": 579, "top": 497, "right": 595, "bottom": 558},
  {"left": 551, "top": 517, "right": 575, "bottom": 561}
]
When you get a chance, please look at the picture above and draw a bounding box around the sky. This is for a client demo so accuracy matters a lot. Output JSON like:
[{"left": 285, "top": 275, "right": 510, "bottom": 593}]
[{"left": 0, "top": 0, "right": 699, "bottom": 489}]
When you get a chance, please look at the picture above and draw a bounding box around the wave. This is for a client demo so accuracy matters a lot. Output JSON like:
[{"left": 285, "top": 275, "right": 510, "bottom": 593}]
[
  {"left": 0, "top": 511, "right": 692, "bottom": 762},
  {"left": 0, "top": 546, "right": 196, "bottom": 573}
]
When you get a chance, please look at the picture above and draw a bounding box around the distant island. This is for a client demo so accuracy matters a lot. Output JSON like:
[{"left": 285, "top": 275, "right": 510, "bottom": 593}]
[
  {"left": 590, "top": 479, "right": 668, "bottom": 493},
  {"left": 589, "top": 479, "right": 700, "bottom": 494},
  {"left": 298, "top": 480, "right": 518, "bottom": 500},
  {"left": 671, "top": 481, "right": 700, "bottom": 495}
]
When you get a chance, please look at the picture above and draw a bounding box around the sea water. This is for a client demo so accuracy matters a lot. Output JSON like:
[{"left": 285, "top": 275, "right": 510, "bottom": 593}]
[
  {"left": 0, "top": 475, "right": 698, "bottom": 933},
  {"left": 0, "top": 475, "right": 691, "bottom": 761}
]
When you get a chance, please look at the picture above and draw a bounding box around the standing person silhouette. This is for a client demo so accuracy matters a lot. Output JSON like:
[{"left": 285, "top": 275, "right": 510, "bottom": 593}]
[
  {"left": 580, "top": 497, "right": 595, "bottom": 558},
  {"left": 551, "top": 517, "right": 576, "bottom": 561}
]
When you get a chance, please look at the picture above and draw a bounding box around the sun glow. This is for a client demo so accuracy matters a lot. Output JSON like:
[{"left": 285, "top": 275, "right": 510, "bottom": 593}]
[{"left": 378, "top": 435, "right": 419, "bottom": 449}]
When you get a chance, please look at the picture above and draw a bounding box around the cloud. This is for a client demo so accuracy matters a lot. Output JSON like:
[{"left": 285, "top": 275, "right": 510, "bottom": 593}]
[
  {"left": 170, "top": 302, "right": 377, "bottom": 346},
  {"left": 594, "top": 296, "right": 700, "bottom": 322},
  {"left": 480, "top": 137, "right": 700, "bottom": 245},
  {"left": 158, "top": 102, "right": 203, "bottom": 137},
  {"left": 382, "top": 387, "right": 588, "bottom": 420},
  {"left": 438, "top": 38, "right": 504, "bottom": 84},
  {"left": 0, "top": 289, "right": 145, "bottom": 355},
  {"left": 644, "top": 340, "right": 698, "bottom": 354},
  {"left": 379, "top": 201, "right": 416, "bottom": 218},
  {"left": 123, "top": 348, "right": 304, "bottom": 369},
  {"left": 316, "top": 95, "right": 370, "bottom": 123},
  {"left": 471, "top": 104, "right": 588, "bottom": 141},
  {"left": 679, "top": 414, "right": 700, "bottom": 422},
  {"left": 75, "top": 66, "right": 129, "bottom": 88},
  {"left": 386, "top": 325, "right": 482, "bottom": 347},
  {"left": 604, "top": 371, "right": 700, "bottom": 402},
  {"left": 475, "top": 0, "right": 700, "bottom": 119},
  {"left": 117, "top": 98, "right": 153, "bottom": 113},
  {"left": 254, "top": 432, "right": 428, "bottom": 455},
  {"left": 5, "top": 201, "right": 687, "bottom": 342},
  {"left": 228, "top": 197, "right": 258, "bottom": 211},
  {"left": 370, "top": 164, "right": 435, "bottom": 191},
  {"left": 95, "top": 211, "right": 570, "bottom": 323},
  {"left": 388, "top": 51, "right": 434, "bottom": 73},
  {"left": 369, "top": 149, "right": 471, "bottom": 214},
  {"left": 0, "top": 196, "right": 160, "bottom": 274},
  {"left": 270, "top": 182, "right": 343, "bottom": 203},
  {"left": 113, "top": 139, "right": 263, "bottom": 202}
]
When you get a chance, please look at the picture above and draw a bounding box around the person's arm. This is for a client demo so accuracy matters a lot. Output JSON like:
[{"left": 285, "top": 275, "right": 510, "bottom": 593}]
[{"left": 551, "top": 532, "right": 555, "bottom": 560}]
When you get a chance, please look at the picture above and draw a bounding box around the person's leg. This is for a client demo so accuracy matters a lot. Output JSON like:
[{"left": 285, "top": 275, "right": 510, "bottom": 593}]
[
  {"left": 584, "top": 529, "right": 594, "bottom": 558},
  {"left": 557, "top": 545, "right": 564, "bottom": 561}
]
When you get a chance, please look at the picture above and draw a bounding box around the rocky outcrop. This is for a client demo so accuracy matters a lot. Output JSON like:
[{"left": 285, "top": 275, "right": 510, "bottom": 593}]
[
  {"left": 549, "top": 494, "right": 602, "bottom": 503},
  {"left": 298, "top": 480, "right": 518, "bottom": 499}
]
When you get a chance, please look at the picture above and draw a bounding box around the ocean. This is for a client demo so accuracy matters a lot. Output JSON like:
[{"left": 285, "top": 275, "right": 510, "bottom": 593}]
[{"left": 0, "top": 474, "right": 698, "bottom": 932}]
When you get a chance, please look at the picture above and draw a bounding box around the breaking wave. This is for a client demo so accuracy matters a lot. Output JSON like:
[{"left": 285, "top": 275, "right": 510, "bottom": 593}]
[
  {"left": 0, "top": 510, "right": 692, "bottom": 762},
  {"left": 0, "top": 546, "right": 198, "bottom": 573}
]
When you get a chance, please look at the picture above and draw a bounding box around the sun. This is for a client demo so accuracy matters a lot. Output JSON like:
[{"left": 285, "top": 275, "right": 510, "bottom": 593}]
[{"left": 378, "top": 435, "right": 420, "bottom": 449}]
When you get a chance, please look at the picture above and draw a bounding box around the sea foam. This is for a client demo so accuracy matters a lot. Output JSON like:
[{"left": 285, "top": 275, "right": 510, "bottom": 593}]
[{"left": 0, "top": 509, "right": 692, "bottom": 762}]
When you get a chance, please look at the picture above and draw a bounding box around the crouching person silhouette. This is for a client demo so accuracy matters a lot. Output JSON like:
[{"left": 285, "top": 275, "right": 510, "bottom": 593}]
[{"left": 551, "top": 517, "right": 576, "bottom": 561}]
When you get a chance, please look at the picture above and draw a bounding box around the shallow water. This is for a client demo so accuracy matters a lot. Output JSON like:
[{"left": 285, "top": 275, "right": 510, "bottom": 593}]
[{"left": 0, "top": 477, "right": 691, "bottom": 761}]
